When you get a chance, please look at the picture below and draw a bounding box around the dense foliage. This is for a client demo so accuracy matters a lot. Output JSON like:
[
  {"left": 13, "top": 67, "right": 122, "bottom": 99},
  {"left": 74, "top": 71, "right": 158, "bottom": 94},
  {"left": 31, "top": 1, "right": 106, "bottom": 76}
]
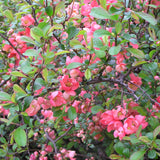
[{"left": 0, "top": 0, "right": 160, "bottom": 159}]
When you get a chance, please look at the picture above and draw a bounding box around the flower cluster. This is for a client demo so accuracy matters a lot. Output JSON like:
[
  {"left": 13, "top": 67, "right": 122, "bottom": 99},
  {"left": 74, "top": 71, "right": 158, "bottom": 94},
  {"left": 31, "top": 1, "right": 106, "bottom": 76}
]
[{"left": 100, "top": 105, "right": 148, "bottom": 140}]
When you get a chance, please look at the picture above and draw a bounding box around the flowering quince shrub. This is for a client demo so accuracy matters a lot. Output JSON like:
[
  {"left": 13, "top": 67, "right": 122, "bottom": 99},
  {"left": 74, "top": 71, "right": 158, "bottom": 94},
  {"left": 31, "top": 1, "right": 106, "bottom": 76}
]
[{"left": 0, "top": 0, "right": 160, "bottom": 160}]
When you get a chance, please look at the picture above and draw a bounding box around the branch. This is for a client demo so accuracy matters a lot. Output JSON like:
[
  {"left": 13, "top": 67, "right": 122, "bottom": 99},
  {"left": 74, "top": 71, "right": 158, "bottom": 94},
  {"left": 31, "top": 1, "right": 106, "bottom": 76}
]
[
  {"left": 87, "top": 77, "right": 139, "bottom": 101},
  {"left": 0, "top": 77, "right": 11, "bottom": 88},
  {"left": 25, "top": 0, "right": 38, "bottom": 26},
  {"left": 55, "top": 125, "right": 73, "bottom": 142},
  {"left": 0, "top": 33, "right": 25, "bottom": 59},
  {"left": 45, "top": 131, "right": 58, "bottom": 154}
]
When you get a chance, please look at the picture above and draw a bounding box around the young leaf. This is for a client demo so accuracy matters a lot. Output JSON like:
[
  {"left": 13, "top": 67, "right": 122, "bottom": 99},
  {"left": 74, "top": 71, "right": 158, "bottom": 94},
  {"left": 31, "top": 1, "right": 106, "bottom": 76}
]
[
  {"left": 85, "top": 69, "right": 92, "bottom": 80},
  {"left": 14, "top": 127, "right": 27, "bottom": 147}
]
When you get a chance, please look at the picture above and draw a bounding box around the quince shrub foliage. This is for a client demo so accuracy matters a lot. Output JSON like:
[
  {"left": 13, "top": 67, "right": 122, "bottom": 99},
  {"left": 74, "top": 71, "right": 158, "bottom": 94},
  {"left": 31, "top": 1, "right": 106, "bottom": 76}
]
[{"left": 0, "top": 0, "right": 160, "bottom": 159}]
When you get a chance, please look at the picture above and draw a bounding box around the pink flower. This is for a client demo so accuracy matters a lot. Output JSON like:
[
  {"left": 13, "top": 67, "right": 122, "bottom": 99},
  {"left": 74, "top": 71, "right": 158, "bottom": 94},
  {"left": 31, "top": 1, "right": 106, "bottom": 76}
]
[
  {"left": 100, "top": 110, "right": 114, "bottom": 126},
  {"left": 45, "top": 145, "right": 53, "bottom": 152},
  {"left": 115, "top": 63, "right": 126, "bottom": 72},
  {"left": 25, "top": 100, "right": 41, "bottom": 116},
  {"left": 128, "top": 72, "right": 142, "bottom": 91},
  {"left": 81, "top": 4, "right": 92, "bottom": 16},
  {"left": 41, "top": 110, "right": 53, "bottom": 120},
  {"left": 91, "top": 22, "right": 101, "bottom": 31},
  {"left": 107, "top": 120, "right": 123, "bottom": 132},
  {"left": 50, "top": 91, "right": 66, "bottom": 107},
  {"left": 123, "top": 116, "right": 139, "bottom": 135},
  {"left": 114, "top": 127, "right": 125, "bottom": 140},
  {"left": 135, "top": 115, "right": 148, "bottom": 129},
  {"left": 69, "top": 69, "right": 81, "bottom": 78},
  {"left": 34, "top": 86, "right": 45, "bottom": 95},
  {"left": 60, "top": 75, "right": 79, "bottom": 96},
  {"left": 112, "top": 106, "right": 126, "bottom": 120},
  {"left": 66, "top": 56, "right": 82, "bottom": 66},
  {"left": 151, "top": 0, "right": 160, "bottom": 7},
  {"left": 21, "top": 14, "right": 35, "bottom": 27}
]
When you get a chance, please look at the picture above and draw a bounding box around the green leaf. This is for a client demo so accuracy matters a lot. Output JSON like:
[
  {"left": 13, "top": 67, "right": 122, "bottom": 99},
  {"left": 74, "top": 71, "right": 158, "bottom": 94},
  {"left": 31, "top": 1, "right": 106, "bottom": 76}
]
[
  {"left": 14, "top": 127, "right": 27, "bottom": 147},
  {"left": 42, "top": 68, "right": 48, "bottom": 82},
  {"left": 31, "top": 27, "right": 43, "bottom": 37},
  {"left": 153, "top": 125, "right": 160, "bottom": 138},
  {"left": 20, "top": 61, "right": 34, "bottom": 74},
  {"left": 127, "top": 48, "right": 145, "bottom": 59},
  {"left": 55, "top": 50, "right": 70, "bottom": 56},
  {"left": 114, "top": 142, "right": 124, "bottom": 155},
  {"left": 55, "top": 1, "right": 65, "bottom": 14},
  {"left": 136, "top": 12, "right": 157, "bottom": 25},
  {"left": 0, "top": 149, "right": 6, "bottom": 157},
  {"left": 20, "top": 36, "right": 36, "bottom": 45},
  {"left": 0, "top": 30, "right": 5, "bottom": 33},
  {"left": 70, "top": 39, "right": 82, "bottom": 47},
  {"left": 54, "top": 110, "right": 62, "bottom": 117},
  {"left": 123, "top": 148, "right": 130, "bottom": 158},
  {"left": 109, "top": 45, "right": 121, "bottom": 55},
  {"left": 95, "top": 50, "right": 106, "bottom": 58},
  {"left": 100, "top": 0, "right": 106, "bottom": 9},
  {"left": 109, "top": 154, "right": 121, "bottom": 159},
  {"left": 13, "top": 84, "right": 27, "bottom": 94},
  {"left": 136, "top": 125, "right": 142, "bottom": 138},
  {"left": 34, "top": 78, "right": 45, "bottom": 90},
  {"left": 68, "top": 106, "right": 77, "bottom": 120},
  {"left": 148, "top": 117, "right": 159, "bottom": 130},
  {"left": 48, "top": 24, "right": 63, "bottom": 34},
  {"left": 4, "top": 9, "right": 14, "bottom": 21},
  {"left": 93, "top": 38, "right": 103, "bottom": 48},
  {"left": 85, "top": 69, "right": 92, "bottom": 80},
  {"left": 90, "top": 7, "right": 112, "bottom": 19},
  {"left": 0, "top": 92, "right": 11, "bottom": 101},
  {"left": 94, "top": 29, "right": 112, "bottom": 38},
  {"left": 11, "top": 71, "right": 27, "bottom": 78},
  {"left": 139, "top": 136, "right": 151, "bottom": 143},
  {"left": 133, "top": 106, "right": 147, "bottom": 116},
  {"left": 130, "top": 150, "right": 146, "bottom": 160},
  {"left": 132, "top": 61, "right": 147, "bottom": 66},
  {"left": 148, "top": 150, "right": 157, "bottom": 159},
  {"left": 23, "top": 49, "right": 39, "bottom": 57},
  {"left": 45, "top": 6, "right": 53, "bottom": 17},
  {"left": 67, "top": 26, "right": 79, "bottom": 40},
  {"left": 91, "top": 105, "right": 103, "bottom": 114},
  {"left": 67, "top": 62, "right": 82, "bottom": 70},
  {"left": 115, "top": 22, "right": 122, "bottom": 34},
  {"left": 149, "top": 50, "right": 156, "bottom": 58}
]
